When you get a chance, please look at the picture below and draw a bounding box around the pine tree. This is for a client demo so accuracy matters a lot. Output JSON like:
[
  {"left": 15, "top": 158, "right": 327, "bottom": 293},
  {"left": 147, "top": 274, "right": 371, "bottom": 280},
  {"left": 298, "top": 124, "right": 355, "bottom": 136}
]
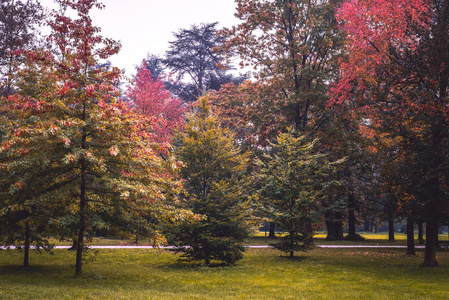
[
  {"left": 257, "top": 131, "right": 342, "bottom": 258},
  {"left": 168, "top": 96, "right": 254, "bottom": 265}
]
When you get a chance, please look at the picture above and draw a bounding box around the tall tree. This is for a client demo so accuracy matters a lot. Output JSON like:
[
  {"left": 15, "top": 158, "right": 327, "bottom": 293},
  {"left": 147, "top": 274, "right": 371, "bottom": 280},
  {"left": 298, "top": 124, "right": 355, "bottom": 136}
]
[
  {"left": 333, "top": 0, "right": 449, "bottom": 266},
  {"left": 0, "top": 0, "right": 46, "bottom": 97},
  {"left": 0, "top": 0, "right": 193, "bottom": 276},
  {"left": 217, "top": 0, "right": 358, "bottom": 241},
  {"left": 168, "top": 96, "right": 254, "bottom": 265},
  {"left": 164, "top": 22, "right": 245, "bottom": 102},
  {"left": 126, "top": 60, "right": 185, "bottom": 144},
  {"left": 219, "top": 0, "right": 343, "bottom": 133}
]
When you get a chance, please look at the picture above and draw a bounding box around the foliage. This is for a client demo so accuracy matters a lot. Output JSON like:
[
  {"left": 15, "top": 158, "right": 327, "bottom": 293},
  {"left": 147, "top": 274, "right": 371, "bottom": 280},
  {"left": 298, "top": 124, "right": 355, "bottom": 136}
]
[
  {"left": 168, "top": 96, "right": 254, "bottom": 265},
  {"left": 257, "top": 131, "right": 343, "bottom": 257},
  {"left": 332, "top": 0, "right": 449, "bottom": 266},
  {"left": 0, "top": 0, "right": 46, "bottom": 97},
  {"left": 126, "top": 60, "right": 185, "bottom": 144},
  {"left": 0, "top": 0, "right": 194, "bottom": 276},
  {"left": 219, "top": 0, "right": 344, "bottom": 133},
  {"left": 164, "top": 22, "right": 246, "bottom": 102}
]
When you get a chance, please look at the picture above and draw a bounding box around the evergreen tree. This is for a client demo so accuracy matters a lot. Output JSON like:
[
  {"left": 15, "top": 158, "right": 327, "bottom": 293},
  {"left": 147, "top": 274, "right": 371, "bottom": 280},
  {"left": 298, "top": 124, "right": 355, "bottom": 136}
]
[
  {"left": 257, "top": 131, "right": 342, "bottom": 258},
  {"left": 168, "top": 96, "right": 254, "bottom": 265}
]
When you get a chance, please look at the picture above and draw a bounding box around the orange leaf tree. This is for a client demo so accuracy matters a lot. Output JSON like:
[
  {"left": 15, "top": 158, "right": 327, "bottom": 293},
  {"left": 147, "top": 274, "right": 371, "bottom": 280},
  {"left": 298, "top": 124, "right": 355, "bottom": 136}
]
[{"left": 0, "top": 0, "right": 193, "bottom": 276}]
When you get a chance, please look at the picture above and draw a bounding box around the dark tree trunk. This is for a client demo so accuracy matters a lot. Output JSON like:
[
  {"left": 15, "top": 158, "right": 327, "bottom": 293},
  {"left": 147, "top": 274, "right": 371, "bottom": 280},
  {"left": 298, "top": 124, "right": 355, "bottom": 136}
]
[
  {"left": 24, "top": 222, "right": 30, "bottom": 268},
  {"left": 325, "top": 211, "right": 336, "bottom": 241},
  {"left": 68, "top": 239, "right": 78, "bottom": 250},
  {"left": 325, "top": 211, "right": 344, "bottom": 241},
  {"left": 364, "top": 219, "right": 370, "bottom": 232},
  {"left": 303, "top": 221, "right": 313, "bottom": 245},
  {"left": 75, "top": 190, "right": 86, "bottom": 277},
  {"left": 348, "top": 211, "right": 356, "bottom": 236},
  {"left": 388, "top": 218, "right": 395, "bottom": 242},
  {"left": 289, "top": 232, "right": 294, "bottom": 258},
  {"left": 76, "top": 123, "right": 88, "bottom": 277},
  {"left": 424, "top": 220, "right": 439, "bottom": 266},
  {"left": 406, "top": 216, "right": 415, "bottom": 255},
  {"left": 418, "top": 221, "right": 425, "bottom": 244},
  {"left": 269, "top": 223, "right": 276, "bottom": 238},
  {"left": 335, "top": 211, "right": 344, "bottom": 240}
]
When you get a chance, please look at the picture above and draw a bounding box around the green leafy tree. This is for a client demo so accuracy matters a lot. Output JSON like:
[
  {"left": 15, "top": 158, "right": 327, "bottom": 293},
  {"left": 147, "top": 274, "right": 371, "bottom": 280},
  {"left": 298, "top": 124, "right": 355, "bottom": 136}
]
[
  {"left": 168, "top": 96, "right": 254, "bottom": 265},
  {"left": 0, "top": 0, "right": 193, "bottom": 276},
  {"left": 257, "top": 131, "right": 342, "bottom": 257}
]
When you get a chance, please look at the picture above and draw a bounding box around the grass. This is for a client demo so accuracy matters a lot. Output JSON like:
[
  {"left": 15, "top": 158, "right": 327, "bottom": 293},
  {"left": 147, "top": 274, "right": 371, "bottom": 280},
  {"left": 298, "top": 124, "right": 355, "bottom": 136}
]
[{"left": 1, "top": 246, "right": 449, "bottom": 299}]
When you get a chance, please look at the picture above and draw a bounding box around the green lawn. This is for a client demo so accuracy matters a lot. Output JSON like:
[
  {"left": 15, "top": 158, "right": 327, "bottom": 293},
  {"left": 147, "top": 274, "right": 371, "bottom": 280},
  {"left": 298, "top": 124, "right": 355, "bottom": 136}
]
[{"left": 1, "top": 247, "right": 448, "bottom": 299}]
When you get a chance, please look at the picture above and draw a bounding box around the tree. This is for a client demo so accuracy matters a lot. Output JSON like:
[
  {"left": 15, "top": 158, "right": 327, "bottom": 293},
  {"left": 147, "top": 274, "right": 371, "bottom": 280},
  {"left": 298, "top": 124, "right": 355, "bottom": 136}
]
[
  {"left": 168, "top": 96, "right": 254, "bottom": 265},
  {"left": 164, "top": 22, "right": 246, "bottom": 102},
  {"left": 217, "top": 0, "right": 362, "bottom": 241},
  {"left": 257, "top": 131, "right": 342, "bottom": 257},
  {"left": 126, "top": 60, "right": 185, "bottom": 144},
  {"left": 219, "top": 0, "right": 343, "bottom": 133},
  {"left": 332, "top": 0, "right": 449, "bottom": 266},
  {"left": 0, "top": 0, "right": 46, "bottom": 97},
  {"left": 0, "top": 0, "right": 193, "bottom": 276}
]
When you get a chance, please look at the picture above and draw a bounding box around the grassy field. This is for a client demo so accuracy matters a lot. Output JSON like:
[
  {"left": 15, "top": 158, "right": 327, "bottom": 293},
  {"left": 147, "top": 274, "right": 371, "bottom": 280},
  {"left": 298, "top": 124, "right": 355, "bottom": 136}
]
[{"left": 1, "top": 246, "right": 449, "bottom": 299}]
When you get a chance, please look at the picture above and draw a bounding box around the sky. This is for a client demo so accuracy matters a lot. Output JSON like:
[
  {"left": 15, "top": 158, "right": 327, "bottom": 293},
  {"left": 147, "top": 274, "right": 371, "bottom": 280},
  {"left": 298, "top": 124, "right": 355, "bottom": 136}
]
[{"left": 40, "top": 0, "right": 240, "bottom": 78}]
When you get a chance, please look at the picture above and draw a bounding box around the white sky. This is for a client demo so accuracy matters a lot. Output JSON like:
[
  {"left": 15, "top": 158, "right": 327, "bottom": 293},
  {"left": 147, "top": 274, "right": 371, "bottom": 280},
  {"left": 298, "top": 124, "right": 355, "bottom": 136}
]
[{"left": 40, "top": 0, "right": 240, "bottom": 78}]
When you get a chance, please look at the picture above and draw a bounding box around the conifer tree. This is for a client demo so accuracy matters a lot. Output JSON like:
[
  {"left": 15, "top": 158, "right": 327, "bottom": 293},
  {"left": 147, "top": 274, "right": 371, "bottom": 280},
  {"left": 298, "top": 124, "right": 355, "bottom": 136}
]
[
  {"left": 168, "top": 96, "right": 254, "bottom": 265},
  {"left": 257, "top": 131, "right": 342, "bottom": 258}
]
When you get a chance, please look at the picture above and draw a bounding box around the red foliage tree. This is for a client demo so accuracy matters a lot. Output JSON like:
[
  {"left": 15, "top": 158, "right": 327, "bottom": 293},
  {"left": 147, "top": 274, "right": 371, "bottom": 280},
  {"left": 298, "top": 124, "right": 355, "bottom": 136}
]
[
  {"left": 126, "top": 61, "right": 185, "bottom": 144},
  {"left": 332, "top": 0, "right": 449, "bottom": 266},
  {"left": 1, "top": 0, "right": 193, "bottom": 276}
]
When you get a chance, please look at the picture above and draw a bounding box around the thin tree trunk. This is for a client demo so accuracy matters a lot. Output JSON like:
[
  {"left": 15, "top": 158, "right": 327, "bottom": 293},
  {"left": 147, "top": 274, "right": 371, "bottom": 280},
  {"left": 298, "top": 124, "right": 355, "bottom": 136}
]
[
  {"left": 76, "top": 120, "right": 88, "bottom": 277},
  {"left": 406, "top": 216, "right": 415, "bottom": 255},
  {"left": 418, "top": 221, "right": 425, "bottom": 244},
  {"left": 75, "top": 174, "right": 86, "bottom": 276},
  {"left": 269, "top": 223, "right": 276, "bottom": 238},
  {"left": 348, "top": 194, "right": 356, "bottom": 237},
  {"left": 388, "top": 218, "right": 395, "bottom": 242},
  {"left": 290, "top": 231, "right": 294, "bottom": 258},
  {"left": 24, "top": 222, "right": 30, "bottom": 268}
]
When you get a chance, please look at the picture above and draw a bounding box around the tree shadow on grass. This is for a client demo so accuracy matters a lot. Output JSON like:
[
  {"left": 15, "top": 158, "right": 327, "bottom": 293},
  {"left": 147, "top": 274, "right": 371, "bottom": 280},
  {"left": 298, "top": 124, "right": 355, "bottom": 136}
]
[
  {"left": 158, "top": 260, "right": 246, "bottom": 271},
  {"left": 275, "top": 255, "right": 308, "bottom": 262},
  {"left": 0, "top": 264, "right": 68, "bottom": 277}
]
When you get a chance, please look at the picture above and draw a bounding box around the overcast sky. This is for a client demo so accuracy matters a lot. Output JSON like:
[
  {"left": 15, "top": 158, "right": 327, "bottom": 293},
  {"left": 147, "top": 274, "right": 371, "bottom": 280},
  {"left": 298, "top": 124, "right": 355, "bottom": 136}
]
[{"left": 40, "top": 0, "right": 240, "bottom": 78}]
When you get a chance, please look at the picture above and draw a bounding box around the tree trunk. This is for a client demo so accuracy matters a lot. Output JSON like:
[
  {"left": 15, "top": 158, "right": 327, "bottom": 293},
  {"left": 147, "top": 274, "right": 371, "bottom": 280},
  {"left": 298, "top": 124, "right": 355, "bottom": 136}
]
[
  {"left": 269, "top": 223, "right": 276, "bottom": 238},
  {"left": 24, "top": 222, "right": 30, "bottom": 268},
  {"left": 75, "top": 142, "right": 87, "bottom": 276},
  {"left": 290, "top": 231, "right": 294, "bottom": 258},
  {"left": 335, "top": 211, "right": 344, "bottom": 240},
  {"left": 348, "top": 194, "right": 356, "bottom": 236},
  {"left": 388, "top": 218, "right": 395, "bottom": 242},
  {"left": 364, "top": 219, "right": 370, "bottom": 232},
  {"left": 325, "top": 211, "right": 336, "bottom": 241},
  {"left": 406, "top": 216, "right": 415, "bottom": 255},
  {"left": 75, "top": 194, "right": 85, "bottom": 277},
  {"left": 303, "top": 221, "right": 313, "bottom": 245},
  {"left": 424, "top": 220, "right": 439, "bottom": 266},
  {"left": 418, "top": 221, "right": 425, "bottom": 244}
]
